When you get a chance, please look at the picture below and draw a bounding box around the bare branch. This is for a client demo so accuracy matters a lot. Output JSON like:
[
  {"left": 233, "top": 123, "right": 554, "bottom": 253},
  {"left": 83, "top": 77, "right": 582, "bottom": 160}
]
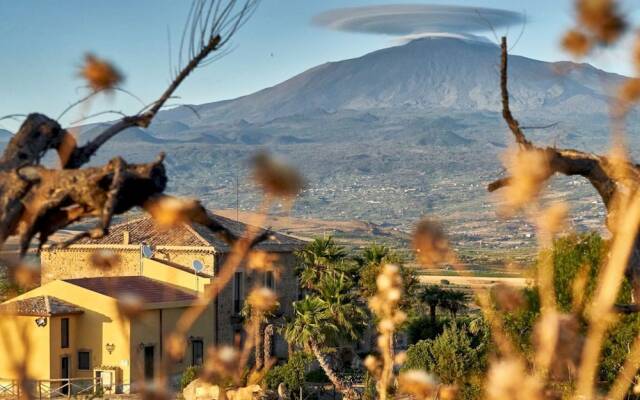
[
  {"left": 63, "top": 0, "right": 260, "bottom": 169},
  {"left": 500, "top": 36, "right": 532, "bottom": 149}
]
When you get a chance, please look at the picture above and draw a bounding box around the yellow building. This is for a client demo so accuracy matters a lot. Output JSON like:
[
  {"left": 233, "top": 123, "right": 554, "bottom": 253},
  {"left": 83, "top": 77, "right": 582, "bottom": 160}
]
[{"left": 0, "top": 214, "right": 305, "bottom": 395}]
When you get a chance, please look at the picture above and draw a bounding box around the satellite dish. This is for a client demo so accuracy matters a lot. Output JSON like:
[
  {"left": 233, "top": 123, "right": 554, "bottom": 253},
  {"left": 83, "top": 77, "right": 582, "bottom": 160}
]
[
  {"left": 141, "top": 244, "right": 153, "bottom": 258},
  {"left": 192, "top": 260, "right": 204, "bottom": 273}
]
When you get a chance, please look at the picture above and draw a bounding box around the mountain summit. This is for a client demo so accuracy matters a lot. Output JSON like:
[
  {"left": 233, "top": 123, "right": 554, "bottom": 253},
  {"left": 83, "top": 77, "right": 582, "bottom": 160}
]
[{"left": 157, "top": 37, "right": 624, "bottom": 126}]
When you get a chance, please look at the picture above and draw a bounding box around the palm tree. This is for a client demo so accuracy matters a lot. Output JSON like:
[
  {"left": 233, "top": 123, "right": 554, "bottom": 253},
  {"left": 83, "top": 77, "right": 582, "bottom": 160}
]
[
  {"left": 422, "top": 285, "right": 445, "bottom": 325},
  {"left": 296, "top": 237, "right": 348, "bottom": 291},
  {"left": 285, "top": 296, "right": 360, "bottom": 399},
  {"left": 440, "top": 289, "right": 469, "bottom": 319}
]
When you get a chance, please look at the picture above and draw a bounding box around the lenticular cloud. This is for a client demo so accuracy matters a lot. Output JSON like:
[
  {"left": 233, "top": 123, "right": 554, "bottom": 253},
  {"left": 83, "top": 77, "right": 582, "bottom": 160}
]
[{"left": 312, "top": 4, "right": 525, "bottom": 40}]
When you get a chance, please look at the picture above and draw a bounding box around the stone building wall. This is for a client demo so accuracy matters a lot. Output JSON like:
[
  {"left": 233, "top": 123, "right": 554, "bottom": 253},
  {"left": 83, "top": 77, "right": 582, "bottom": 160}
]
[
  {"left": 215, "top": 252, "right": 299, "bottom": 359},
  {"left": 40, "top": 248, "right": 140, "bottom": 284},
  {"left": 40, "top": 247, "right": 216, "bottom": 283}
]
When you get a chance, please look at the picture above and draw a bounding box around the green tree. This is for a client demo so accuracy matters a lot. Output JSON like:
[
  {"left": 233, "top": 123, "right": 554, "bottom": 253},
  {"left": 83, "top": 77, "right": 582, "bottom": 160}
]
[
  {"left": 264, "top": 352, "right": 313, "bottom": 398},
  {"left": 502, "top": 232, "right": 640, "bottom": 391},
  {"left": 440, "top": 289, "right": 469, "bottom": 319},
  {"left": 402, "top": 323, "right": 486, "bottom": 399},
  {"left": 421, "top": 285, "right": 446, "bottom": 325},
  {"left": 296, "top": 237, "right": 356, "bottom": 291},
  {"left": 284, "top": 296, "right": 360, "bottom": 398},
  {"left": 357, "top": 243, "right": 419, "bottom": 310}
]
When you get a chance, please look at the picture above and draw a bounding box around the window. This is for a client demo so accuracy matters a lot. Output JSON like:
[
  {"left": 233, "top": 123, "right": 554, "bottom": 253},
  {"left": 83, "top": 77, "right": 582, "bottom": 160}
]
[
  {"left": 233, "top": 271, "right": 243, "bottom": 314},
  {"left": 233, "top": 329, "right": 244, "bottom": 350},
  {"left": 191, "top": 340, "right": 204, "bottom": 366},
  {"left": 61, "top": 318, "right": 69, "bottom": 348},
  {"left": 78, "top": 351, "right": 91, "bottom": 370},
  {"left": 265, "top": 271, "right": 275, "bottom": 289}
]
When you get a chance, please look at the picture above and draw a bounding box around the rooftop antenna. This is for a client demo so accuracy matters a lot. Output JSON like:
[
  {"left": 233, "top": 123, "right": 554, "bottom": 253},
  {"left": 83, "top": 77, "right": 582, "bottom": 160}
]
[
  {"left": 192, "top": 260, "right": 205, "bottom": 290},
  {"left": 236, "top": 170, "right": 239, "bottom": 222},
  {"left": 140, "top": 243, "right": 153, "bottom": 275}
]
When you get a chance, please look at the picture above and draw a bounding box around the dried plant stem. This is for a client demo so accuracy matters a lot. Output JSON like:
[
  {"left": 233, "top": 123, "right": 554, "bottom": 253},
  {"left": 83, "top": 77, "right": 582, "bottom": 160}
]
[
  {"left": 173, "top": 197, "right": 271, "bottom": 343},
  {"left": 576, "top": 192, "right": 640, "bottom": 398},
  {"left": 607, "top": 333, "right": 640, "bottom": 400}
]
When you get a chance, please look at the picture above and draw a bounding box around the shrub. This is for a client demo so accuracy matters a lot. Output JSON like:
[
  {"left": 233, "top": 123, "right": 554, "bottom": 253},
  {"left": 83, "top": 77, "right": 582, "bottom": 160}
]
[
  {"left": 402, "top": 323, "right": 486, "bottom": 399},
  {"left": 264, "top": 353, "right": 312, "bottom": 394},
  {"left": 405, "top": 315, "right": 448, "bottom": 344},
  {"left": 180, "top": 366, "right": 201, "bottom": 390},
  {"left": 501, "top": 232, "right": 640, "bottom": 390}
]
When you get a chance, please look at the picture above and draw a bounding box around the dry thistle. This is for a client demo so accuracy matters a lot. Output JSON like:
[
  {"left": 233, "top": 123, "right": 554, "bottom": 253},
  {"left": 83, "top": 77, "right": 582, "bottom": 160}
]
[
  {"left": 397, "top": 370, "right": 439, "bottom": 400},
  {"left": 116, "top": 292, "right": 144, "bottom": 319},
  {"left": 619, "top": 78, "right": 640, "bottom": 104},
  {"left": 367, "top": 264, "right": 407, "bottom": 400},
  {"left": 485, "top": 359, "right": 542, "bottom": 400},
  {"left": 90, "top": 249, "right": 122, "bottom": 271},
  {"left": 202, "top": 345, "right": 240, "bottom": 384},
  {"left": 251, "top": 151, "right": 305, "bottom": 198},
  {"left": 246, "top": 287, "right": 278, "bottom": 313},
  {"left": 166, "top": 333, "right": 187, "bottom": 361},
  {"left": 412, "top": 218, "right": 452, "bottom": 267},
  {"left": 144, "top": 196, "right": 202, "bottom": 228},
  {"left": 80, "top": 53, "right": 123, "bottom": 92},
  {"left": 500, "top": 147, "right": 552, "bottom": 213},
  {"left": 491, "top": 283, "right": 525, "bottom": 312},
  {"left": 562, "top": 29, "right": 592, "bottom": 57},
  {"left": 576, "top": 0, "right": 627, "bottom": 44},
  {"left": 247, "top": 250, "right": 279, "bottom": 272}
]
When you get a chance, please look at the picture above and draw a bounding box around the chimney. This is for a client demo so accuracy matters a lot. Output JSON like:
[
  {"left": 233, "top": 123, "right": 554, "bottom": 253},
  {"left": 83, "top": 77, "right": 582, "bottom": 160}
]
[{"left": 123, "top": 231, "right": 130, "bottom": 245}]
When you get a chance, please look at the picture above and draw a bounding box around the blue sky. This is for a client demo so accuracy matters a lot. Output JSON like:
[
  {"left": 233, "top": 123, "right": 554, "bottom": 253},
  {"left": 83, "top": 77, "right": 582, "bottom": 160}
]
[{"left": 1, "top": 0, "right": 638, "bottom": 130}]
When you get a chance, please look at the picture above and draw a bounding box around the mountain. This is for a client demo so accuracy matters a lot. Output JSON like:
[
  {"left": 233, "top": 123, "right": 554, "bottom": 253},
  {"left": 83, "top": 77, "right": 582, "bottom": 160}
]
[
  {"left": 0, "top": 129, "right": 12, "bottom": 142},
  {"left": 156, "top": 37, "right": 625, "bottom": 126},
  {"left": 76, "top": 37, "right": 631, "bottom": 253}
]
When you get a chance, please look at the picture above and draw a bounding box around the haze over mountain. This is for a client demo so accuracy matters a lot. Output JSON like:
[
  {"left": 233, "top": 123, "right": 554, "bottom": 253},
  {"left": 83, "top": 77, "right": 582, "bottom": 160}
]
[{"left": 41, "top": 36, "right": 634, "bottom": 252}]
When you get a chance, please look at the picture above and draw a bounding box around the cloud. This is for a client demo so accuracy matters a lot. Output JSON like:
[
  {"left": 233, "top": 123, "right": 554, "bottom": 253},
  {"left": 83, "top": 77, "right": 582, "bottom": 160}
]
[{"left": 312, "top": 4, "right": 525, "bottom": 39}]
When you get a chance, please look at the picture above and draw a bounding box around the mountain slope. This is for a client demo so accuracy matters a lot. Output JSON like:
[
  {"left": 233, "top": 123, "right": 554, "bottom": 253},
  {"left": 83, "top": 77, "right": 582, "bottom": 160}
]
[{"left": 156, "top": 37, "right": 625, "bottom": 126}]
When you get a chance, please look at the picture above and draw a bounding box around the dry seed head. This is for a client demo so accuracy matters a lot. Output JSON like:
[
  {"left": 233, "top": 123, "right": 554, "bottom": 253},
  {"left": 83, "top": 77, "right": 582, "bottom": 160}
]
[
  {"left": 116, "top": 292, "right": 144, "bottom": 318},
  {"left": 364, "top": 355, "right": 378, "bottom": 372},
  {"left": 412, "top": 218, "right": 451, "bottom": 266},
  {"left": 395, "top": 351, "right": 407, "bottom": 365},
  {"left": 248, "top": 251, "right": 279, "bottom": 271},
  {"left": 576, "top": 0, "right": 627, "bottom": 44},
  {"left": 439, "top": 386, "right": 459, "bottom": 400},
  {"left": 491, "top": 283, "right": 525, "bottom": 312},
  {"left": 501, "top": 147, "right": 551, "bottom": 212},
  {"left": 398, "top": 370, "right": 439, "bottom": 400},
  {"left": 619, "top": 78, "right": 640, "bottom": 104},
  {"left": 166, "top": 333, "right": 187, "bottom": 361},
  {"left": 80, "top": 54, "right": 123, "bottom": 92},
  {"left": 486, "top": 359, "right": 541, "bottom": 400},
  {"left": 562, "top": 29, "right": 592, "bottom": 57},
  {"left": 11, "top": 262, "right": 39, "bottom": 288},
  {"left": 90, "top": 250, "right": 121, "bottom": 271},
  {"left": 251, "top": 151, "right": 304, "bottom": 198},
  {"left": 144, "top": 196, "right": 201, "bottom": 228},
  {"left": 247, "top": 287, "right": 278, "bottom": 313},
  {"left": 537, "top": 202, "right": 569, "bottom": 236},
  {"left": 203, "top": 345, "right": 240, "bottom": 381}
]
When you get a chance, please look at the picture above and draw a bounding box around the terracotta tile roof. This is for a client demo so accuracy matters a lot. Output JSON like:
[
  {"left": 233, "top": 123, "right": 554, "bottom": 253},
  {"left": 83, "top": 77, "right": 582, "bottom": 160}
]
[
  {"left": 0, "top": 295, "right": 83, "bottom": 317},
  {"left": 64, "top": 276, "right": 198, "bottom": 304},
  {"left": 74, "top": 214, "right": 306, "bottom": 252}
]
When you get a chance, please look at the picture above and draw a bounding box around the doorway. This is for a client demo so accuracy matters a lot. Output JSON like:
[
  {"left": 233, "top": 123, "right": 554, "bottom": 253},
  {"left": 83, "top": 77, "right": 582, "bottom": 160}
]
[
  {"left": 61, "top": 356, "right": 70, "bottom": 395},
  {"left": 144, "top": 346, "right": 155, "bottom": 380}
]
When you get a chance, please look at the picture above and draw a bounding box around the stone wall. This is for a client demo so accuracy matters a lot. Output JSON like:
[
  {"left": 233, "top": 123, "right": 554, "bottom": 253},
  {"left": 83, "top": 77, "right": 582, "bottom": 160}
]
[
  {"left": 40, "top": 247, "right": 216, "bottom": 284},
  {"left": 215, "top": 252, "right": 299, "bottom": 359}
]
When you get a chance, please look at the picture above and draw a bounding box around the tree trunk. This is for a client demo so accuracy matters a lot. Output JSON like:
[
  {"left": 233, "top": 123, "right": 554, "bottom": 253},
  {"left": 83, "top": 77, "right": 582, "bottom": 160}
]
[
  {"left": 309, "top": 340, "right": 358, "bottom": 400},
  {"left": 429, "top": 304, "right": 437, "bottom": 325},
  {"left": 255, "top": 322, "right": 264, "bottom": 370},
  {"left": 264, "top": 323, "right": 275, "bottom": 364}
]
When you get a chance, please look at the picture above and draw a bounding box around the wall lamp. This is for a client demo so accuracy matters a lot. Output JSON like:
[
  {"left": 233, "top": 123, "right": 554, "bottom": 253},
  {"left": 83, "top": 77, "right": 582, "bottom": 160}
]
[
  {"left": 35, "top": 317, "right": 48, "bottom": 327},
  {"left": 106, "top": 343, "right": 116, "bottom": 354}
]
